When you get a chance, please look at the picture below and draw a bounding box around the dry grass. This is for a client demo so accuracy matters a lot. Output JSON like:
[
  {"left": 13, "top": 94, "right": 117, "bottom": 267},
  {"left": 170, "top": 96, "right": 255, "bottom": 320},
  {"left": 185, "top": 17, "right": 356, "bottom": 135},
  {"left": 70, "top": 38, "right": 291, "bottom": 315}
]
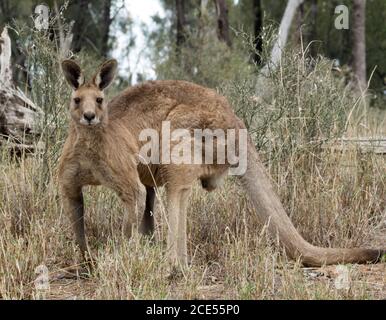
[
  {"left": 0, "top": 25, "right": 384, "bottom": 299},
  {"left": 0, "top": 126, "right": 385, "bottom": 299}
]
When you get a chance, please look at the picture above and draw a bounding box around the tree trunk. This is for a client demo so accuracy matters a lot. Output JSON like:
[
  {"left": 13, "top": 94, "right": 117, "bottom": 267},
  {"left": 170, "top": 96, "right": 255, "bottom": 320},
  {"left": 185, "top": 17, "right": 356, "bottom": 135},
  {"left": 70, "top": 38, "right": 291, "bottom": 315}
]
[
  {"left": 352, "top": 0, "right": 367, "bottom": 91},
  {"left": 0, "top": 27, "right": 12, "bottom": 88},
  {"left": 176, "top": 0, "right": 187, "bottom": 49},
  {"left": 309, "top": 0, "right": 318, "bottom": 57},
  {"left": 214, "top": 0, "right": 232, "bottom": 47},
  {"left": 0, "top": 27, "right": 43, "bottom": 152},
  {"left": 256, "top": 0, "right": 304, "bottom": 99},
  {"left": 260, "top": 0, "right": 304, "bottom": 76},
  {"left": 101, "top": 0, "right": 112, "bottom": 57},
  {"left": 295, "top": 1, "right": 304, "bottom": 46},
  {"left": 253, "top": 0, "right": 263, "bottom": 65},
  {"left": 54, "top": 1, "right": 73, "bottom": 59},
  {"left": 71, "top": 0, "right": 88, "bottom": 53}
]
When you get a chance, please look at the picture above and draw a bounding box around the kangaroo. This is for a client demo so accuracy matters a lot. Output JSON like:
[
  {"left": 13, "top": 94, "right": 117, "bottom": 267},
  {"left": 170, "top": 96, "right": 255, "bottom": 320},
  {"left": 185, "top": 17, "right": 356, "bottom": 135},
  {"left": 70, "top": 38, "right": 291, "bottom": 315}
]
[{"left": 58, "top": 59, "right": 385, "bottom": 268}]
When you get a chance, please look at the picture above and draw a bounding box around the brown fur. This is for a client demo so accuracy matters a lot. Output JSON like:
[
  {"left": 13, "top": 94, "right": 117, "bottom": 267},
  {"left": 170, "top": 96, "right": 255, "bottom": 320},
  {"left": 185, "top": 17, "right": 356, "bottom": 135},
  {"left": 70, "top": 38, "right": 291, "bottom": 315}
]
[{"left": 58, "top": 60, "right": 385, "bottom": 268}]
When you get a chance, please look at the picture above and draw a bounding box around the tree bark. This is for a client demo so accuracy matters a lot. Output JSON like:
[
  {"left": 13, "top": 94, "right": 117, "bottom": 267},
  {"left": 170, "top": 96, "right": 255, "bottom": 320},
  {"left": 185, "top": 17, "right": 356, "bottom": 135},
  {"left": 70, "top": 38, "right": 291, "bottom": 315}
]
[
  {"left": 101, "top": 0, "right": 112, "bottom": 57},
  {"left": 309, "top": 0, "right": 318, "bottom": 57},
  {"left": 0, "top": 27, "right": 12, "bottom": 88},
  {"left": 352, "top": 0, "right": 367, "bottom": 91},
  {"left": 0, "top": 27, "right": 43, "bottom": 147},
  {"left": 71, "top": 0, "right": 88, "bottom": 53},
  {"left": 253, "top": 0, "right": 263, "bottom": 65},
  {"left": 214, "top": 0, "right": 232, "bottom": 47},
  {"left": 295, "top": 1, "right": 304, "bottom": 46},
  {"left": 176, "top": 0, "right": 187, "bottom": 49},
  {"left": 255, "top": 0, "right": 304, "bottom": 99},
  {"left": 260, "top": 0, "right": 304, "bottom": 76},
  {"left": 54, "top": 1, "right": 73, "bottom": 59}
]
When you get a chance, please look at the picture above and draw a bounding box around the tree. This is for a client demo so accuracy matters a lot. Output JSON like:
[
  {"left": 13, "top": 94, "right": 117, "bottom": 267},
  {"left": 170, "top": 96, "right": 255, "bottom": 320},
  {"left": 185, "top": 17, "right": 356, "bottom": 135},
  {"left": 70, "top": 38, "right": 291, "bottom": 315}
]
[
  {"left": 253, "top": 0, "right": 263, "bottom": 64},
  {"left": 0, "top": 27, "right": 43, "bottom": 154},
  {"left": 352, "top": 0, "right": 367, "bottom": 91},
  {"left": 101, "top": 0, "right": 112, "bottom": 58},
  {"left": 0, "top": 27, "right": 12, "bottom": 88},
  {"left": 308, "top": 0, "right": 318, "bottom": 57},
  {"left": 295, "top": 1, "right": 304, "bottom": 45},
  {"left": 214, "top": 0, "right": 232, "bottom": 47},
  {"left": 68, "top": 0, "right": 117, "bottom": 56},
  {"left": 175, "top": 0, "right": 187, "bottom": 49},
  {"left": 260, "top": 0, "right": 304, "bottom": 76},
  {"left": 71, "top": 0, "right": 88, "bottom": 53}
]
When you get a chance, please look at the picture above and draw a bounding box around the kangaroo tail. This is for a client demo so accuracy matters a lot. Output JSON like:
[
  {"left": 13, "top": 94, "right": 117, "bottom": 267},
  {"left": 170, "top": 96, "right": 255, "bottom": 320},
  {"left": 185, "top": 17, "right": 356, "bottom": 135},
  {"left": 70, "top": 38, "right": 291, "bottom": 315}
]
[{"left": 239, "top": 140, "right": 385, "bottom": 267}]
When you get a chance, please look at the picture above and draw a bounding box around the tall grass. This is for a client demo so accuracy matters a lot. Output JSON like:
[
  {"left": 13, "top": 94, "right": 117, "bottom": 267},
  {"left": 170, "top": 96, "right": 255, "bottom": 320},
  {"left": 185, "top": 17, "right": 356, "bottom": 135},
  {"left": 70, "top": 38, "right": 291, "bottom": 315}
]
[{"left": 0, "top": 21, "right": 384, "bottom": 299}]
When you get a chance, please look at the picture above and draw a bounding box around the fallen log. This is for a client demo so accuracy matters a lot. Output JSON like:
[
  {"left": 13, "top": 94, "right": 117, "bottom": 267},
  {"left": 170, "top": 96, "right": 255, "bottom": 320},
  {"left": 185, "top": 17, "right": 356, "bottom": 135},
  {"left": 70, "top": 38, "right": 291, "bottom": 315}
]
[
  {"left": 0, "top": 140, "right": 45, "bottom": 157},
  {"left": 325, "top": 137, "right": 386, "bottom": 155},
  {"left": 0, "top": 27, "right": 43, "bottom": 149}
]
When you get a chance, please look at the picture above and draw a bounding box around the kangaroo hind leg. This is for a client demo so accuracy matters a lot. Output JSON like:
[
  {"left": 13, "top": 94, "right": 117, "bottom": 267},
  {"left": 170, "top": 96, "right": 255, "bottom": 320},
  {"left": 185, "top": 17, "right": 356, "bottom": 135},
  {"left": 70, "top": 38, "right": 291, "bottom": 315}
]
[
  {"left": 139, "top": 186, "right": 156, "bottom": 237},
  {"left": 177, "top": 188, "right": 191, "bottom": 267}
]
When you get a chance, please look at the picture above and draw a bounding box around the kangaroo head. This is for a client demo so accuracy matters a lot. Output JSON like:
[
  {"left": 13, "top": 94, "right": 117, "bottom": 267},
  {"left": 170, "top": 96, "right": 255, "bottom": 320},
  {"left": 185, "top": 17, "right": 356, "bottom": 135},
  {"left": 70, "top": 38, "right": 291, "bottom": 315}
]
[{"left": 61, "top": 59, "right": 117, "bottom": 127}]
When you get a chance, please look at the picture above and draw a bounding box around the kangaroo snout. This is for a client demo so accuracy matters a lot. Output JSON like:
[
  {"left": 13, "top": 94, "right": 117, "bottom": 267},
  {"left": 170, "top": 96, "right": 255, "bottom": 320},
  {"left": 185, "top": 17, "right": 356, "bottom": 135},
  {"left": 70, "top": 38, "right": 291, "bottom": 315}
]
[
  {"left": 80, "top": 111, "right": 99, "bottom": 126},
  {"left": 83, "top": 112, "right": 96, "bottom": 122}
]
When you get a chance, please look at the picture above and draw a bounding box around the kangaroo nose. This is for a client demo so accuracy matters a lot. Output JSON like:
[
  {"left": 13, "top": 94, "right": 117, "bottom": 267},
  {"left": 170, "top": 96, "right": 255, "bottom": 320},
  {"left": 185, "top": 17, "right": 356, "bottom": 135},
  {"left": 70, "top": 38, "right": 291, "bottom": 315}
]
[{"left": 83, "top": 112, "right": 96, "bottom": 122}]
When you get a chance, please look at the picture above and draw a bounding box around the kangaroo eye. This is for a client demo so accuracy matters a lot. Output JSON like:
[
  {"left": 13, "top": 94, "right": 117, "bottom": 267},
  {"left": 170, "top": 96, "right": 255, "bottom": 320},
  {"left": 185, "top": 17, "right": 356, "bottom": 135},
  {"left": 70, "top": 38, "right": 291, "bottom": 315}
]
[
  {"left": 96, "top": 97, "right": 103, "bottom": 104},
  {"left": 74, "top": 97, "right": 81, "bottom": 104}
]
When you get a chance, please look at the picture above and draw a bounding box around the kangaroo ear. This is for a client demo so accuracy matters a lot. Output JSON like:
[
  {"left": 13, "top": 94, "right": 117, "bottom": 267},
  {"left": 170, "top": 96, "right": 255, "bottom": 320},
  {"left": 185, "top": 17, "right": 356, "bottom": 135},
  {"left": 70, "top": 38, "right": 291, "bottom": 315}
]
[
  {"left": 61, "top": 60, "right": 85, "bottom": 90},
  {"left": 92, "top": 59, "right": 117, "bottom": 90}
]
